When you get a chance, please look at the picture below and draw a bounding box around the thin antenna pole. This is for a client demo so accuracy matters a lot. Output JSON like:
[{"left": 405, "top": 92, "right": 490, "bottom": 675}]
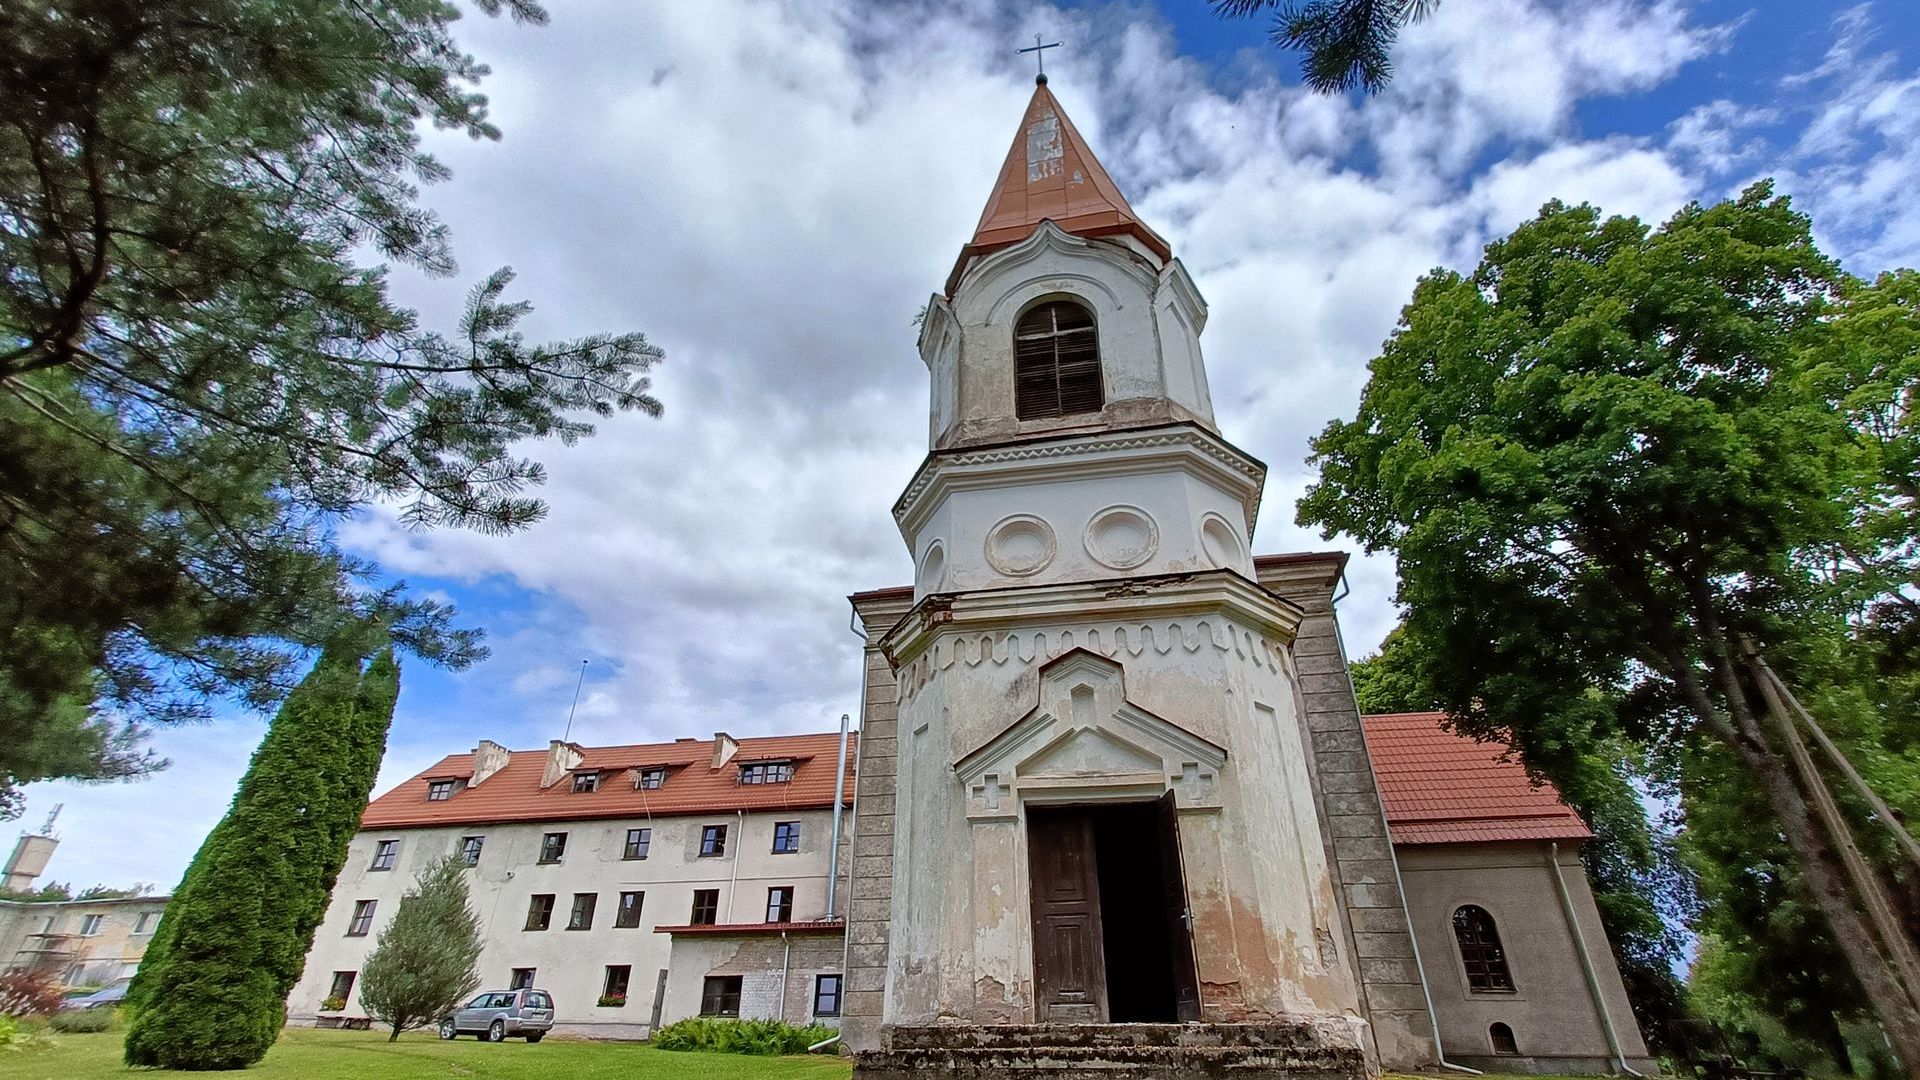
[{"left": 561, "top": 659, "right": 588, "bottom": 742}]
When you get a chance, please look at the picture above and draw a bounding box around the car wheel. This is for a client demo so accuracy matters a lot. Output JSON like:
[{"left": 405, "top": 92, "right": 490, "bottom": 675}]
[
  {"left": 525, "top": 1033, "right": 544, "bottom": 1044},
  {"left": 438, "top": 1020, "right": 457, "bottom": 1040},
  {"left": 486, "top": 1020, "right": 506, "bottom": 1043}
]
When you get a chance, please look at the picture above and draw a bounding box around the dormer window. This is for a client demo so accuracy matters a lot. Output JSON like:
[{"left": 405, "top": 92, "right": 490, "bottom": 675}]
[
  {"left": 571, "top": 772, "right": 600, "bottom": 794},
  {"left": 739, "top": 761, "right": 794, "bottom": 785},
  {"left": 1014, "top": 300, "right": 1101, "bottom": 420},
  {"left": 426, "top": 779, "right": 456, "bottom": 801},
  {"left": 636, "top": 767, "right": 666, "bottom": 790}
]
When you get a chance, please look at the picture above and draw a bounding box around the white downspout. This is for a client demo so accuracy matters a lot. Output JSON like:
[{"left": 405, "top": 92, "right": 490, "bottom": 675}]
[
  {"left": 1549, "top": 842, "right": 1644, "bottom": 1077},
  {"left": 778, "top": 930, "right": 792, "bottom": 1023},
  {"left": 809, "top": 606, "right": 872, "bottom": 1054},
  {"left": 727, "top": 808, "right": 745, "bottom": 920},
  {"left": 825, "top": 712, "right": 852, "bottom": 915},
  {"left": 1331, "top": 569, "right": 1481, "bottom": 1075}
]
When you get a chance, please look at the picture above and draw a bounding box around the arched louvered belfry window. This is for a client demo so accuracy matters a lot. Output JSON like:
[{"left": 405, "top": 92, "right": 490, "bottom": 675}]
[
  {"left": 1452, "top": 905, "right": 1515, "bottom": 991},
  {"left": 1014, "top": 300, "right": 1102, "bottom": 420}
]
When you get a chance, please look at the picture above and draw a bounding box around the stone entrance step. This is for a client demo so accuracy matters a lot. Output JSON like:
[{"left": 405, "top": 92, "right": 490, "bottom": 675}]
[{"left": 855, "top": 1021, "right": 1369, "bottom": 1080}]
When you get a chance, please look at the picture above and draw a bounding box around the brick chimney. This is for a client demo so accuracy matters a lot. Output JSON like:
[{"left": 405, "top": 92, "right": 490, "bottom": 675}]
[
  {"left": 541, "top": 740, "right": 585, "bottom": 788},
  {"left": 470, "top": 740, "right": 511, "bottom": 787},
  {"left": 712, "top": 732, "right": 740, "bottom": 770}
]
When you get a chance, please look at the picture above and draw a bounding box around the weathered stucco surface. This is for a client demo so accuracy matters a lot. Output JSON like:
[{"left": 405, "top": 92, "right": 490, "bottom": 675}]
[
  {"left": 1398, "top": 842, "right": 1654, "bottom": 1073},
  {"left": 658, "top": 932, "right": 845, "bottom": 1029}
]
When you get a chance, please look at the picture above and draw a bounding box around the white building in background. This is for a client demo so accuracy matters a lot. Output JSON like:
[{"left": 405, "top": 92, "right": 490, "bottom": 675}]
[{"left": 288, "top": 731, "right": 853, "bottom": 1038}]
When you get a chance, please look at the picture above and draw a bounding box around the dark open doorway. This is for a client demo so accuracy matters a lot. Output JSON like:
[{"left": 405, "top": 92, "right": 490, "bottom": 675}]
[{"left": 1027, "top": 795, "right": 1200, "bottom": 1023}]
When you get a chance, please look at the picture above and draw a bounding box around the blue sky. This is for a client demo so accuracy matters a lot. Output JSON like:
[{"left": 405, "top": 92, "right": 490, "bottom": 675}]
[{"left": 18, "top": 0, "right": 1919, "bottom": 894}]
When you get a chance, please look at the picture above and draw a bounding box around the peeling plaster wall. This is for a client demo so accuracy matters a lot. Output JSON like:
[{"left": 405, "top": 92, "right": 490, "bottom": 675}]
[
  {"left": 659, "top": 933, "right": 846, "bottom": 1028},
  {"left": 882, "top": 597, "right": 1361, "bottom": 1030}
]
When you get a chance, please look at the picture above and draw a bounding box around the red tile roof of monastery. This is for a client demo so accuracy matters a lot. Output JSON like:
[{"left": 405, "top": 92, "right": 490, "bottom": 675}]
[
  {"left": 361, "top": 732, "right": 855, "bottom": 830},
  {"left": 947, "top": 81, "right": 1171, "bottom": 295},
  {"left": 1362, "top": 711, "right": 1592, "bottom": 845}
]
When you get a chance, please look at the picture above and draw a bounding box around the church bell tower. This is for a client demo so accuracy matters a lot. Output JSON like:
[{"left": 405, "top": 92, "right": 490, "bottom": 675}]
[{"left": 854, "top": 77, "right": 1379, "bottom": 1079}]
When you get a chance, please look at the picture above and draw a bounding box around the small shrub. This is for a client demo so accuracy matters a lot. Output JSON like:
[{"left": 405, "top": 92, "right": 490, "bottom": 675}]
[
  {"left": 320, "top": 997, "right": 347, "bottom": 1012},
  {"left": 596, "top": 994, "right": 626, "bottom": 1008},
  {"left": 0, "top": 970, "right": 65, "bottom": 1018},
  {"left": 51, "top": 1008, "right": 115, "bottom": 1033},
  {"left": 0, "top": 1014, "right": 49, "bottom": 1052},
  {"left": 652, "top": 1016, "right": 838, "bottom": 1055}
]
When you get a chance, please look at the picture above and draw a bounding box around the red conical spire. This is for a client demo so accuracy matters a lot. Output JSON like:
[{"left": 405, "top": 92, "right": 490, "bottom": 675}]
[{"left": 945, "top": 82, "right": 1171, "bottom": 295}]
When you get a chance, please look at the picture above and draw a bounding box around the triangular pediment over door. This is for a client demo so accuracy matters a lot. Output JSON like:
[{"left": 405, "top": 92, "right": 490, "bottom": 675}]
[{"left": 953, "top": 649, "right": 1226, "bottom": 820}]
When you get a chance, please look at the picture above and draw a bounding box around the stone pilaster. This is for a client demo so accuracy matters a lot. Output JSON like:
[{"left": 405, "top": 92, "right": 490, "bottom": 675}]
[
  {"left": 1258, "top": 555, "right": 1437, "bottom": 1072},
  {"left": 841, "top": 589, "right": 913, "bottom": 1052}
]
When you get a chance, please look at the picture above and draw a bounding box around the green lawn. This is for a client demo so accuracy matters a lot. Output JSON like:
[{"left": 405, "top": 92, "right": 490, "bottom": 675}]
[{"left": 0, "top": 1026, "right": 854, "bottom": 1079}]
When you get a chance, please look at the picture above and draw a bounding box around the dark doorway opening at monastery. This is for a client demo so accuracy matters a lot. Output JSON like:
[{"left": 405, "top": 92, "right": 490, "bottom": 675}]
[{"left": 1027, "top": 794, "right": 1200, "bottom": 1024}]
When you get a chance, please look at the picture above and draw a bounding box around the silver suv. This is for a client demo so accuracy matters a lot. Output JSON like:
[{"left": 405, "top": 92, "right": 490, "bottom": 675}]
[{"left": 438, "top": 988, "right": 556, "bottom": 1042}]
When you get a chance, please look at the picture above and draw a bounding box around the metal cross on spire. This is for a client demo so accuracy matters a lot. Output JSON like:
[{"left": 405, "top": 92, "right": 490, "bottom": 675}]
[{"left": 1017, "top": 33, "right": 1062, "bottom": 85}]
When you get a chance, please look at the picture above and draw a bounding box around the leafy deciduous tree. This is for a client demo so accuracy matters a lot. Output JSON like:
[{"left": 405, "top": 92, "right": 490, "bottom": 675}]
[{"left": 1299, "top": 182, "right": 1920, "bottom": 1063}]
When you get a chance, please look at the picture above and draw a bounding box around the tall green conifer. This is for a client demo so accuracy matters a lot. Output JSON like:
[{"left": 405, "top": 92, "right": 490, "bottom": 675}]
[{"left": 124, "top": 641, "right": 400, "bottom": 1069}]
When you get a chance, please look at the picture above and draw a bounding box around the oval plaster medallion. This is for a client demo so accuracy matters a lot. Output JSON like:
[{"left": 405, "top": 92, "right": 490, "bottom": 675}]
[
  {"left": 916, "top": 540, "right": 948, "bottom": 593},
  {"left": 984, "top": 515, "right": 1056, "bottom": 577},
  {"left": 1084, "top": 505, "right": 1160, "bottom": 570},
  {"left": 1199, "top": 512, "right": 1246, "bottom": 570}
]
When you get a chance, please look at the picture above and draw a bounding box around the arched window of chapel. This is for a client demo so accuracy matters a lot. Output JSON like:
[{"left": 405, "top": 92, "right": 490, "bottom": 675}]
[
  {"left": 1452, "top": 905, "right": 1515, "bottom": 992},
  {"left": 1014, "top": 300, "right": 1102, "bottom": 420}
]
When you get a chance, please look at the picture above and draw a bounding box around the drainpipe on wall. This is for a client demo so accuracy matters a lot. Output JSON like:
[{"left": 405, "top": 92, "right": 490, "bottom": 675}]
[
  {"left": 825, "top": 712, "right": 852, "bottom": 916},
  {"left": 727, "top": 808, "right": 745, "bottom": 919},
  {"left": 808, "top": 608, "right": 873, "bottom": 1055},
  {"left": 1548, "top": 842, "right": 1643, "bottom": 1078},
  {"left": 779, "top": 930, "right": 792, "bottom": 1023},
  {"left": 1331, "top": 569, "right": 1481, "bottom": 1076}
]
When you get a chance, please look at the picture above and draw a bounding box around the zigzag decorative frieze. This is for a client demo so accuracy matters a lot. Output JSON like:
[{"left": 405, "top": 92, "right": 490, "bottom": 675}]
[{"left": 893, "top": 619, "right": 1286, "bottom": 697}]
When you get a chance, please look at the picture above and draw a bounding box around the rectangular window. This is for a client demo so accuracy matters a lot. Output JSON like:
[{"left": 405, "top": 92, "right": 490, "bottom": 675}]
[
  {"left": 623, "top": 828, "right": 651, "bottom": 860},
  {"left": 738, "top": 761, "right": 794, "bottom": 784},
  {"left": 813, "top": 974, "right": 842, "bottom": 1017},
  {"left": 347, "top": 900, "right": 376, "bottom": 936},
  {"left": 636, "top": 767, "right": 666, "bottom": 789},
  {"left": 700, "top": 975, "right": 743, "bottom": 1017},
  {"left": 460, "top": 835, "right": 485, "bottom": 866},
  {"left": 133, "top": 912, "right": 155, "bottom": 934},
  {"left": 699, "top": 824, "right": 727, "bottom": 857},
  {"left": 602, "top": 965, "right": 631, "bottom": 1001},
  {"left": 426, "top": 779, "right": 455, "bottom": 801},
  {"left": 525, "top": 894, "right": 555, "bottom": 931},
  {"left": 772, "top": 821, "right": 800, "bottom": 854},
  {"left": 571, "top": 772, "right": 599, "bottom": 794},
  {"left": 615, "top": 891, "right": 645, "bottom": 929},
  {"left": 691, "top": 889, "right": 719, "bottom": 925},
  {"left": 766, "top": 886, "right": 794, "bottom": 924},
  {"left": 79, "top": 914, "right": 104, "bottom": 936},
  {"left": 568, "top": 892, "right": 597, "bottom": 931},
  {"left": 539, "top": 832, "right": 567, "bottom": 864},
  {"left": 328, "top": 971, "right": 356, "bottom": 1003},
  {"left": 370, "top": 839, "right": 398, "bottom": 871},
  {"left": 510, "top": 967, "right": 536, "bottom": 990}
]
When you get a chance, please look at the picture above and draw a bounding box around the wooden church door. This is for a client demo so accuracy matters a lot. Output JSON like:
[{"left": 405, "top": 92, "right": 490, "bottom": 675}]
[
  {"left": 1026, "top": 809, "right": 1108, "bottom": 1022},
  {"left": 1156, "top": 790, "right": 1203, "bottom": 1022}
]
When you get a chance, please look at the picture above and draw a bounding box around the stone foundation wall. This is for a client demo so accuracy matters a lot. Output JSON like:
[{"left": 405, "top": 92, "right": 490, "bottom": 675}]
[{"left": 842, "top": 590, "right": 914, "bottom": 1051}]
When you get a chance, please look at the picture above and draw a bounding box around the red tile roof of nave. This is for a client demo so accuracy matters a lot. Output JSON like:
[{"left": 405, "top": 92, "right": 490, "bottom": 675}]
[
  {"left": 946, "top": 81, "right": 1172, "bottom": 295},
  {"left": 1361, "top": 711, "right": 1592, "bottom": 846},
  {"left": 361, "top": 732, "right": 856, "bottom": 830}
]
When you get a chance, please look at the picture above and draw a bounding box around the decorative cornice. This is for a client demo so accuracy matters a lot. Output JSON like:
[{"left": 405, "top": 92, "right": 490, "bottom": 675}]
[
  {"left": 880, "top": 568, "right": 1305, "bottom": 676},
  {"left": 893, "top": 423, "right": 1268, "bottom": 539}
]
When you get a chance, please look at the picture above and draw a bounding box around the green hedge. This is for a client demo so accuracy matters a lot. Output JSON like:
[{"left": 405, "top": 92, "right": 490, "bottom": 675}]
[
  {"left": 651, "top": 1017, "right": 837, "bottom": 1055},
  {"left": 50, "top": 1008, "right": 115, "bottom": 1033}
]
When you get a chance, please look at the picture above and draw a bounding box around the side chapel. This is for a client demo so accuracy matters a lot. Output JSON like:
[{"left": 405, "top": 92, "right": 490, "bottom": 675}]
[{"left": 841, "top": 76, "right": 1655, "bottom": 1078}]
